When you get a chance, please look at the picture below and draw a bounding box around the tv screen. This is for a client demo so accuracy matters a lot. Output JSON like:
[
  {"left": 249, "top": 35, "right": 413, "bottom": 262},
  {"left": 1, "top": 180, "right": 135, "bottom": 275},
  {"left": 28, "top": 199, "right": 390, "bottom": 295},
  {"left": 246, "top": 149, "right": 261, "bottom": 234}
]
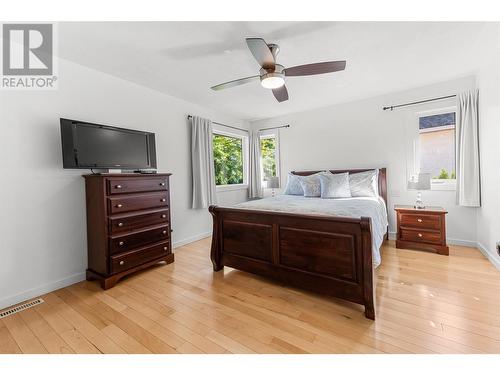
[{"left": 60, "top": 118, "right": 157, "bottom": 169}]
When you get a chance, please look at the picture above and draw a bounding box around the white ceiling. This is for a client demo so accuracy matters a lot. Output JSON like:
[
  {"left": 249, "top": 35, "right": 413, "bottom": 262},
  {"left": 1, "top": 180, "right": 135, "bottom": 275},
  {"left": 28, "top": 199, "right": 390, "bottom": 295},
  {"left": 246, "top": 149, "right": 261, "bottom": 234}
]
[{"left": 58, "top": 22, "right": 492, "bottom": 121}]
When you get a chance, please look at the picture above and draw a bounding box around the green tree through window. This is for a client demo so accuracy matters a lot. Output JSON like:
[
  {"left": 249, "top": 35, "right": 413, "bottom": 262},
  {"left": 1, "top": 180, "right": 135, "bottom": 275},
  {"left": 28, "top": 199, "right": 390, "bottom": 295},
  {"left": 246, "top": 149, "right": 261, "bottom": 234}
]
[
  {"left": 213, "top": 134, "right": 243, "bottom": 185},
  {"left": 260, "top": 137, "right": 276, "bottom": 181}
]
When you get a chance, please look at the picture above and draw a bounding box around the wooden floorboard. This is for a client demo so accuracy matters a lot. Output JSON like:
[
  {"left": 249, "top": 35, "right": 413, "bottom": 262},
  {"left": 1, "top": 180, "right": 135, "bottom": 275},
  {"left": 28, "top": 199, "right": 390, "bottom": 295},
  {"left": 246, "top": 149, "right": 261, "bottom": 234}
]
[{"left": 1, "top": 239, "right": 500, "bottom": 353}]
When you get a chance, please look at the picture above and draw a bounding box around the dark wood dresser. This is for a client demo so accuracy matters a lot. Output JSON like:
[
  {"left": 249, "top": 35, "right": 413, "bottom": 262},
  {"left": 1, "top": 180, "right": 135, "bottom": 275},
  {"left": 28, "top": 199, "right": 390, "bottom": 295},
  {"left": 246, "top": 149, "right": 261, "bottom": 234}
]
[
  {"left": 395, "top": 205, "right": 449, "bottom": 255},
  {"left": 83, "top": 173, "right": 174, "bottom": 289}
]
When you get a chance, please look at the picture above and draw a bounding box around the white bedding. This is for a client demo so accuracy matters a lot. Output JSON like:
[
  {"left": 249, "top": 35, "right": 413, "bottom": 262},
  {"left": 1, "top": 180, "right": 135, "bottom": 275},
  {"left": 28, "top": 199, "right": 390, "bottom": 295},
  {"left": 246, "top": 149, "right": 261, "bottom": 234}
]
[{"left": 235, "top": 195, "right": 388, "bottom": 267}]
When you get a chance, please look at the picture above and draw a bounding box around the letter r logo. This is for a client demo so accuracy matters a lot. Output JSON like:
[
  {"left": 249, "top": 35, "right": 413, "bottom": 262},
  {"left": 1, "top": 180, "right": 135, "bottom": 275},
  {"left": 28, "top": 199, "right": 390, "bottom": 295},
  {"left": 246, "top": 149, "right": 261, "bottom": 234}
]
[{"left": 2, "top": 24, "right": 53, "bottom": 75}]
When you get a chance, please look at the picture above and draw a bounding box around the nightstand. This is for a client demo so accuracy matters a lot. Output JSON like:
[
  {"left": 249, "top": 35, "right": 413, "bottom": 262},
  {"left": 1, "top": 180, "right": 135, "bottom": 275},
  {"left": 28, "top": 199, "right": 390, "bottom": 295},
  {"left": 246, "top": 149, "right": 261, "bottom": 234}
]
[{"left": 394, "top": 205, "right": 449, "bottom": 255}]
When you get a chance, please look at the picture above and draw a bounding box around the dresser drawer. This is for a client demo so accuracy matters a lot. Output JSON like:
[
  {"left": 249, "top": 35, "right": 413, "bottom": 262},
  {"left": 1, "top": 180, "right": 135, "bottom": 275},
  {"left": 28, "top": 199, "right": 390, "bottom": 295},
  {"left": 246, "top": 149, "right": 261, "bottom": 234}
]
[
  {"left": 110, "top": 225, "right": 170, "bottom": 254},
  {"left": 400, "top": 213, "right": 440, "bottom": 230},
  {"left": 110, "top": 241, "right": 171, "bottom": 274},
  {"left": 400, "top": 228, "right": 442, "bottom": 244},
  {"left": 107, "top": 177, "right": 168, "bottom": 195},
  {"left": 109, "top": 208, "right": 169, "bottom": 234},
  {"left": 108, "top": 192, "right": 168, "bottom": 214}
]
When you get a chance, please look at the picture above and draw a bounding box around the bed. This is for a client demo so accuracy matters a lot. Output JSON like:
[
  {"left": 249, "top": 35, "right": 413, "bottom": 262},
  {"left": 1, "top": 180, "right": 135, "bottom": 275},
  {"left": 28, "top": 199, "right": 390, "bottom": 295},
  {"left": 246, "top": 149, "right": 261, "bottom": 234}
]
[{"left": 208, "top": 168, "right": 388, "bottom": 319}]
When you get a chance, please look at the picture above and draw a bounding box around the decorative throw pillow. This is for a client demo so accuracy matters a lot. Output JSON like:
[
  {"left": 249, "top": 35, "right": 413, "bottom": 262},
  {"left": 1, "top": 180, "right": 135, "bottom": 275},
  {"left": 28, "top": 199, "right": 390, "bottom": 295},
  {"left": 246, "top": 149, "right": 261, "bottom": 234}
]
[
  {"left": 298, "top": 172, "right": 331, "bottom": 197},
  {"left": 349, "top": 169, "right": 379, "bottom": 197},
  {"left": 319, "top": 172, "right": 351, "bottom": 198},
  {"left": 283, "top": 173, "right": 304, "bottom": 195},
  {"left": 283, "top": 171, "right": 327, "bottom": 196}
]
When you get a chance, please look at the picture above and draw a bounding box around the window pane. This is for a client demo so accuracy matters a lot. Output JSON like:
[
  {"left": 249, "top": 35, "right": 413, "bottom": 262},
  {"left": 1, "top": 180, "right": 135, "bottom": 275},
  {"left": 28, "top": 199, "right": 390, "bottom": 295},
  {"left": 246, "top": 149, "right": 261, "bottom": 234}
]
[
  {"left": 260, "top": 137, "right": 276, "bottom": 181},
  {"left": 419, "top": 112, "right": 456, "bottom": 129},
  {"left": 213, "top": 134, "right": 244, "bottom": 185},
  {"left": 418, "top": 112, "right": 456, "bottom": 179}
]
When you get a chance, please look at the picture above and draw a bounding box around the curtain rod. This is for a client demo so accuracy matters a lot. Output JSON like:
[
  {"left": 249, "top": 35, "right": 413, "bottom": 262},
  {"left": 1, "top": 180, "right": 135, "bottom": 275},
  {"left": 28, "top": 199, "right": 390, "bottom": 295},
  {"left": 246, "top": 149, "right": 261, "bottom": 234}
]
[
  {"left": 259, "top": 124, "right": 290, "bottom": 132},
  {"left": 187, "top": 115, "right": 290, "bottom": 132},
  {"left": 187, "top": 115, "right": 247, "bottom": 132},
  {"left": 382, "top": 94, "right": 457, "bottom": 111}
]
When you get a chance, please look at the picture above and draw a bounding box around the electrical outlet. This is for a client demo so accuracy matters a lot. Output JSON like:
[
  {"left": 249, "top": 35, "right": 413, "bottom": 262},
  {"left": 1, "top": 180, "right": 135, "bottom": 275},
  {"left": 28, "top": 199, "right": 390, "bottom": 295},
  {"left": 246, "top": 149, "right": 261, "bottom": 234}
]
[
  {"left": 391, "top": 190, "right": 401, "bottom": 197},
  {"left": 496, "top": 242, "right": 500, "bottom": 256}
]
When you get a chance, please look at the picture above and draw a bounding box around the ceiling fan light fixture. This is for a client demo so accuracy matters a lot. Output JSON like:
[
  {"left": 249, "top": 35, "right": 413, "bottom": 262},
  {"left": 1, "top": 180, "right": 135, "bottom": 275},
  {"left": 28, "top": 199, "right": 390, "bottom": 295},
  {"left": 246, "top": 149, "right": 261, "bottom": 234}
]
[{"left": 260, "top": 73, "right": 285, "bottom": 89}]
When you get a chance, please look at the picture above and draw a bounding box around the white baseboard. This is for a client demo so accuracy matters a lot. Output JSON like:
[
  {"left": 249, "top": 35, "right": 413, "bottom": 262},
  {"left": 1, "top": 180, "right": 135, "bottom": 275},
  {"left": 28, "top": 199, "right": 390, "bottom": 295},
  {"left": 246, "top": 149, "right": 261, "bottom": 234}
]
[
  {"left": 172, "top": 231, "right": 212, "bottom": 250},
  {"left": 477, "top": 242, "right": 500, "bottom": 270},
  {"left": 0, "top": 231, "right": 213, "bottom": 311},
  {"left": 0, "top": 272, "right": 86, "bottom": 310},
  {"left": 446, "top": 238, "right": 477, "bottom": 247},
  {"left": 2, "top": 231, "right": 495, "bottom": 311},
  {"left": 389, "top": 231, "right": 500, "bottom": 270},
  {"left": 0, "top": 231, "right": 214, "bottom": 310}
]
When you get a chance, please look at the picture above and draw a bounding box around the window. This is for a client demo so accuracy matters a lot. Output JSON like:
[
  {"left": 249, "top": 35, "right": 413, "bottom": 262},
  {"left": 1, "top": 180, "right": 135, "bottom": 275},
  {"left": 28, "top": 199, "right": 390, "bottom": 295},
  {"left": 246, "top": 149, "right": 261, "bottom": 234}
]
[
  {"left": 212, "top": 131, "right": 247, "bottom": 189},
  {"left": 259, "top": 132, "right": 280, "bottom": 187},
  {"left": 413, "top": 108, "right": 456, "bottom": 190}
]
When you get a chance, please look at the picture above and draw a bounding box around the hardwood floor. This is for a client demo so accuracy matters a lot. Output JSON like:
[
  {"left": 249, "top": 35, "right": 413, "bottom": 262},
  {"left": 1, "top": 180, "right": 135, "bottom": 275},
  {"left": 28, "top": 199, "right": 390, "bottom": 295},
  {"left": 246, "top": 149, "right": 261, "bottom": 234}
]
[{"left": 1, "top": 238, "right": 500, "bottom": 354}]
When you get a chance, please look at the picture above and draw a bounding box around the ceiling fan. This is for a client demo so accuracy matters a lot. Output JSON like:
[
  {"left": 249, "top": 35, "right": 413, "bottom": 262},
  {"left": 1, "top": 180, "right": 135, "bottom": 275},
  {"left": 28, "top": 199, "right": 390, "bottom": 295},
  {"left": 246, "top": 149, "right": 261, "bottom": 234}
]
[{"left": 210, "top": 38, "right": 346, "bottom": 103}]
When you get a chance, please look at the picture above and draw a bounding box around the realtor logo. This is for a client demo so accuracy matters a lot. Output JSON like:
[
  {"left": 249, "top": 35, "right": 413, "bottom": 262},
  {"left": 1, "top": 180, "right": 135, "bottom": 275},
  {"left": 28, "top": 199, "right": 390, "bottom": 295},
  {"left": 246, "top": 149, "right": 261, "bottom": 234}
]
[{"left": 1, "top": 23, "right": 58, "bottom": 89}]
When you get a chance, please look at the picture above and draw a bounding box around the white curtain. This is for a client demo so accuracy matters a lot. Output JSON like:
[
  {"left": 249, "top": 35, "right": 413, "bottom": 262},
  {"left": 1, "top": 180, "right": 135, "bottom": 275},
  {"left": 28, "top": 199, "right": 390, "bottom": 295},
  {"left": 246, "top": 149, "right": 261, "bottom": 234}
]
[
  {"left": 456, "top": 89, "right": 481, "bottom": 207},
  {"left": 190, "top": 116, "right": 217, "bottom": 209},
  {"left": 248, "top": 129, "right": 263, "bottom": 199}
]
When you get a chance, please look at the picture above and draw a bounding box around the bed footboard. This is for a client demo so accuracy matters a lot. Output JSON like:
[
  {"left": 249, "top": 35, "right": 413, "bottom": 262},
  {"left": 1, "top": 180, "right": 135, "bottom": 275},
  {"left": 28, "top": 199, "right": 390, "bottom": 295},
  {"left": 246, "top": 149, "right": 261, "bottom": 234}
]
[{"left": 208, "top": 205, "right": 376, "bottom": 320}]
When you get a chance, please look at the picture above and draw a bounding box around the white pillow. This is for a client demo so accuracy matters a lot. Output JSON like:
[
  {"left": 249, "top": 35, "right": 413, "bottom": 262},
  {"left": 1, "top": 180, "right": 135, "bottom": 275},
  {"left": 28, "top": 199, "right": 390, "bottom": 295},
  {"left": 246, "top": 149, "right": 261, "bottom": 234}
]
[
  {"left": 283, "top": 173, "right": 303, "bottom": 195},
  {"left": 320, "top": 172, "right": 351, "bottom": 198},
  {"left": 299, "top": 174, "right": 323, "bottom": 197},
  {"left": 283, "top": 171, "right": 327, "bottom": 196},
  {"left": 349, "top": 169, "right": 379, "bottom": 197}
]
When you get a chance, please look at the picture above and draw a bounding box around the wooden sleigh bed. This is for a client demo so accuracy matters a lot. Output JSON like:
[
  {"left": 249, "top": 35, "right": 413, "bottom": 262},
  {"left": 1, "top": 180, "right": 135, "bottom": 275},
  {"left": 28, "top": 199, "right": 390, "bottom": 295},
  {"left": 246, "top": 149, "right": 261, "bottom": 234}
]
[{"left": 208, "top": 168, "right": 387, "bottom": 320}]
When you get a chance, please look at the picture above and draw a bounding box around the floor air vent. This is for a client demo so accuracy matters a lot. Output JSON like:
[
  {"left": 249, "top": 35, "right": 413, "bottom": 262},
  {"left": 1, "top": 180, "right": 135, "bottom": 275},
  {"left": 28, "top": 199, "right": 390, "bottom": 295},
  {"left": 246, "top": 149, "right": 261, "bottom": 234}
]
[{"left": 0, "top": 298, "right": 44, "bottom": 319}]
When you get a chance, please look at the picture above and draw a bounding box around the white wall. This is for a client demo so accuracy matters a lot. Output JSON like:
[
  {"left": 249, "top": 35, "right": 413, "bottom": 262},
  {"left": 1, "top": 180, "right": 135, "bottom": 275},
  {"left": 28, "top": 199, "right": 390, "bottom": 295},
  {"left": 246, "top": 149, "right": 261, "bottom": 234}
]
[
  {"left": 476, "top": 24, "right": 500, "bottom": 268},
  {"left": 0, "top": 58, "right": 248, "bottom": 309},
  {"left": 251, "top": 76, "right": 478, "bottom": 246}
]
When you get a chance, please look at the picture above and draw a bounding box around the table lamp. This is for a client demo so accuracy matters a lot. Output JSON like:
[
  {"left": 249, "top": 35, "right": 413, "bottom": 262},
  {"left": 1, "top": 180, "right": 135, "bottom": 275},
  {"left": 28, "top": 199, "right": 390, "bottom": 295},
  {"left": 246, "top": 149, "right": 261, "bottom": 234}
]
[
  {"left": 407, "top": 173, "right": 431, "bottom": 209},
  {"left": 268, "top": 176, "right": 280, "bottom": 197}
]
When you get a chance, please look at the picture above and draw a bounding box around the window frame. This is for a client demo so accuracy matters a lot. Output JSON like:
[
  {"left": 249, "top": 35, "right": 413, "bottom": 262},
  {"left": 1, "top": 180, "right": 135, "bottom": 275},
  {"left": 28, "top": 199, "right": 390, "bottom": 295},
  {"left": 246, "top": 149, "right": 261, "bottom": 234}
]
[
  {"left": 259, "top": 129, "right": 281, "bottom": 187},
  {"left": 412, "top": 106, "right": 457, "bottom": 191},
  {"left": 212, "top": 127, "right": 249, "bottom": 192}
]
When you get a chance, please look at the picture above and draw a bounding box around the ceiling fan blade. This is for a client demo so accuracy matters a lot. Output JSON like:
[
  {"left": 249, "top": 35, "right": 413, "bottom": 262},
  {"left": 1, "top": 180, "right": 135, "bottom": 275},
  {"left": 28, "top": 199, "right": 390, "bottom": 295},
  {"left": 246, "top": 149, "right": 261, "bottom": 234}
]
[
  {"left": 272, "top": 85, "right": 289, "bottom": 103},
  {"left": 211, "top": 75, "right": 260, "bottom": 91},
  {"left": 246, "top": 38, "right": 275, "bottom": 68},
  {"left": 284, "top": 61, "right": 346, "bottom": 76}
]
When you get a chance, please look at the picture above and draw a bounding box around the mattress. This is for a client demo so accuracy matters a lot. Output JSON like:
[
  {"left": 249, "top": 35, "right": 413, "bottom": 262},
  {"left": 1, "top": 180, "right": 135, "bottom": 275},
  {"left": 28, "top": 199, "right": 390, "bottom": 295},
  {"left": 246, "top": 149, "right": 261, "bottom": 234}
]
[{"left": 235, "top": 195, "right": 388, "bottom": 267}]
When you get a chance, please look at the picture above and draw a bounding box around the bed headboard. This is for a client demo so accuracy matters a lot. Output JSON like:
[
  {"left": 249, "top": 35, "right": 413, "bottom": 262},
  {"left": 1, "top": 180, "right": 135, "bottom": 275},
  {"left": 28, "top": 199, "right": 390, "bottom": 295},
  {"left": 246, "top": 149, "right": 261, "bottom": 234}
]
[{"left": 291, "top": 168, "right": 388, "bottom": 211}]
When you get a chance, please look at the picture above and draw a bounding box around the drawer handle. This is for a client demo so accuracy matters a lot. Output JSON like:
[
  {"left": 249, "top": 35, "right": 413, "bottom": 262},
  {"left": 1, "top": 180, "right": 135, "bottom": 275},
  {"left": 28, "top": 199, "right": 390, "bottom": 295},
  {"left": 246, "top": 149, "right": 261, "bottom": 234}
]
[
  {"left": 161, "top": 214, "right": 167, "bottom": 218},
  {"left": 160, "top": 182, "right": 166, "bottom": 186},
  {"left": 161, "top": 198, "right": 166, "bottom": 202},
  {"left": 119, "top": 260, "right": 125, "bottom": 266},
  {"left": 118, "top": 241, "right": 124, "bottom": 246},
  {"left": 116, "top": 185, "right": 122, "bottom": 189},
  {"left": 116, "top": 204, "right": 123, "bottom": 208},
  {"left": 418, "top": 233, "right": 423, "bottom": 238},
  {"left": 163, "top": 246, "right": 168, "bottom": 251},
  {"left": 417, "top": 218, "right": 423, "bottom": 223},
  {"left": 162, "top": 230, "right": 167, "bottom": 235},
  {"left": 118, "top": 222, "right": 124, "bottom": 227}
]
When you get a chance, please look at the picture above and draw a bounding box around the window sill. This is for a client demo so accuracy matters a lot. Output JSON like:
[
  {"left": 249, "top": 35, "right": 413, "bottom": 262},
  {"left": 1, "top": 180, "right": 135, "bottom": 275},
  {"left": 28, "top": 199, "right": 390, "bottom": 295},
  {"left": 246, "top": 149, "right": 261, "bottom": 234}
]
[
  {"left": 430, "top": 180, "right": 456, "bottom": 191},
  {"left": 216, "top": 184, "right": 248, "bottom": 192}
]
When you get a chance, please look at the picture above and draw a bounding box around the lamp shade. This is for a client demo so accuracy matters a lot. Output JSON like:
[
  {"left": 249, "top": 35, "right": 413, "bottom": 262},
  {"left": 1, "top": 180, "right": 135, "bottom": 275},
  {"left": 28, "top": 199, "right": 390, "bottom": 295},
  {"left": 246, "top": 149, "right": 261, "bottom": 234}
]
[
  {"left": 407, "top": 173, "right": 431, "bottom": 190},
  {"left": 268, "top": 176, "right": 280, "bottom": 189}
]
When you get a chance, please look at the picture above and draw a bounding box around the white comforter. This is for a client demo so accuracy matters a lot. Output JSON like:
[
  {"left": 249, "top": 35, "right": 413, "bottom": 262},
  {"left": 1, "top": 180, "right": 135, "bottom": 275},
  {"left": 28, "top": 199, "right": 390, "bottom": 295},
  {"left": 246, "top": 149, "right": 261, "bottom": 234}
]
[{"left": 235, "top": 195, "right": 388, "bottom": 267}]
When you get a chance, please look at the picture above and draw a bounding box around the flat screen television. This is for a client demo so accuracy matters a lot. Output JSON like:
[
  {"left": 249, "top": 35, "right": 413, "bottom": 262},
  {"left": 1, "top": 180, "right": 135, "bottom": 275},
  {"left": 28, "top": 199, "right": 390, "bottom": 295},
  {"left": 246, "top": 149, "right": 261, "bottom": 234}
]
[{"left": 60, "top": 118, "right": 157, "bottom": 170}]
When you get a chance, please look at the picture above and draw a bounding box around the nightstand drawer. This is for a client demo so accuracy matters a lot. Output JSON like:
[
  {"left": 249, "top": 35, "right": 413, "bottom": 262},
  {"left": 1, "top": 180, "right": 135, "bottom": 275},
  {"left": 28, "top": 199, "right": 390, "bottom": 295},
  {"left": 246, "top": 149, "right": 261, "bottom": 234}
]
[
  {"left": 400, "top": 213, "right": 440, "bottom": 230},
  {"left": 400, "top": 228, "right": 442, "bottom": 244}
]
